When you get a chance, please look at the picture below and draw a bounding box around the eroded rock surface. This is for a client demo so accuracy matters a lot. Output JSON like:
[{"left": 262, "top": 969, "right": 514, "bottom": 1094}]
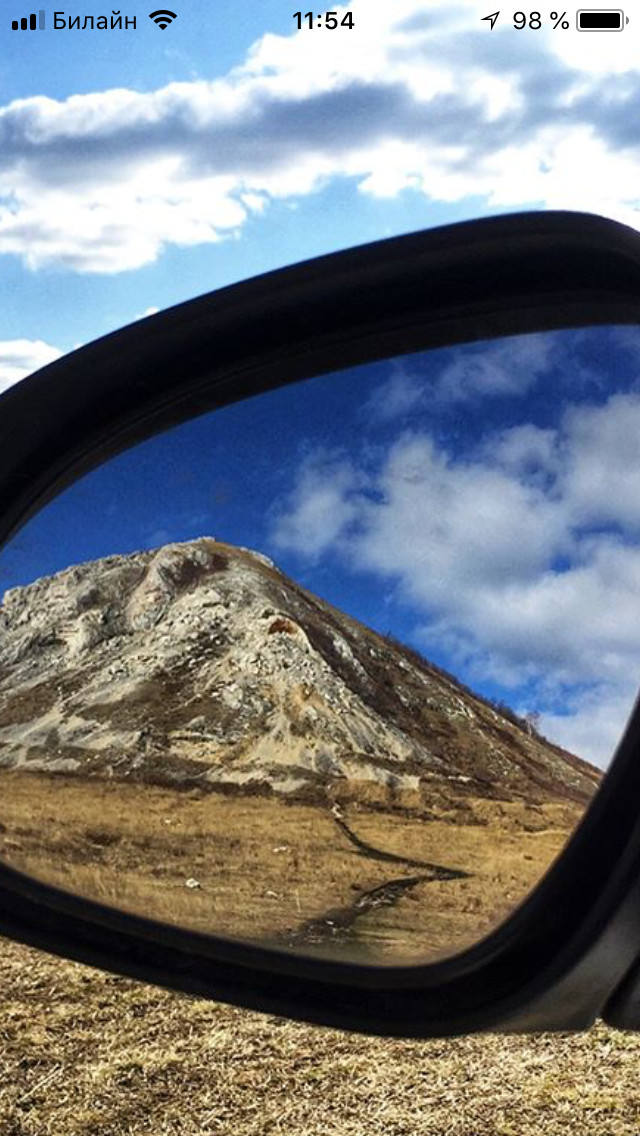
[{"left": 0, "top": 537, "right": 602, "bottom": 809}]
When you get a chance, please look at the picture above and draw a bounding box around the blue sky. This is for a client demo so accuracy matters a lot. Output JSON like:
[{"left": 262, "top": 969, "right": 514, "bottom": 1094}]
[
  {"left": 4, "top": 325, "right": 640, "bottom": 769},
  {"left": 1, "top": 2, "right": 640, "bottom": 766}
]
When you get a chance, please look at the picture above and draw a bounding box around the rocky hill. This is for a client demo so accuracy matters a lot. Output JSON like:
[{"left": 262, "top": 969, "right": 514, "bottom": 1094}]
[{"left": 0, "top": 537, "right": 601, "bottom": 812}]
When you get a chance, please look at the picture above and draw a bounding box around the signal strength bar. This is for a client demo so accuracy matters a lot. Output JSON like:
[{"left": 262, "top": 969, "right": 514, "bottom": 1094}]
[{"left": 12, "top": 9, "right": 45, "bottom": 28}]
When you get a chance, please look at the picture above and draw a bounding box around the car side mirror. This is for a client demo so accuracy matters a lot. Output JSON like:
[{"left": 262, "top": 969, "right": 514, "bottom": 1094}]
[{"left": 2, "top": 209, "right": 640, "bottom": 1038}]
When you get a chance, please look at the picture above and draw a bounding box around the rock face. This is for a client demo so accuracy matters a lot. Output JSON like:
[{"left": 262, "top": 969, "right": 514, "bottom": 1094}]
[{"left": 0, "top": 537, "right": 601, "bottom": 810}]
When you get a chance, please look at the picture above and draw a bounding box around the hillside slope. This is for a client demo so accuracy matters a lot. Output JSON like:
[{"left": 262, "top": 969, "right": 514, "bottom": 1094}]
[{"left": 0, "top": 536, "right": 601, "bottom": 811}]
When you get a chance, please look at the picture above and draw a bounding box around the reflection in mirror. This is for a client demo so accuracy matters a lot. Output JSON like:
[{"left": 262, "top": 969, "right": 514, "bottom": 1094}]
[{"left": 2, "top": 325, "right": 638, "bottom": 964}]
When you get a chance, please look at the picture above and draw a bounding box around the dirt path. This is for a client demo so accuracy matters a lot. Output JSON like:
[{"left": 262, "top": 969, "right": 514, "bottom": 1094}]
[
  {"left": 275, "top": 803, "right": 473, "bottom": 953},
  {"left": 330, "top": 802, "right": 471, "bottom": 878},
  {"left": 277, "top": 872, "right": 432, "bottom": 951}
]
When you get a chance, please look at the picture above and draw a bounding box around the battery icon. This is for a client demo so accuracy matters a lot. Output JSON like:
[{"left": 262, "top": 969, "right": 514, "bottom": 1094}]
[{"left": 577, "top": 9, "right": 627, "bottom": 29}]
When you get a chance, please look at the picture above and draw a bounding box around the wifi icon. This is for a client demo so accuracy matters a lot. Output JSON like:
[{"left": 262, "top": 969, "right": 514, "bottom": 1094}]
[{"left": 149, "top": 9, "right": 177, "bottom": 28}]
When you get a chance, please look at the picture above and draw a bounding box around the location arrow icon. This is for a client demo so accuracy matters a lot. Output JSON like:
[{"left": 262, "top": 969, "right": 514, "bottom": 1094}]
[{"left": 482, "top": 11, "right": 500, "bottom": 30}]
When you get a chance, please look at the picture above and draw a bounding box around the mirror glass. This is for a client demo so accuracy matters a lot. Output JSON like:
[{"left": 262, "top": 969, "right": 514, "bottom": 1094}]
[{"left": 1, "top": 324, "right": 638, "bottom": 965}]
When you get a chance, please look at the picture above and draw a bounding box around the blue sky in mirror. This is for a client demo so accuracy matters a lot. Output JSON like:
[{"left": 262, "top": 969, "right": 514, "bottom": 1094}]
[
  {"left": 0, "top": 0, "right": 639, "bottom": 385},
  {"left": 2, "top": 323, "right": 640, "bottom": 771},
  {"left": 1, "top": 3, "right": 640, "bottom": 770}
]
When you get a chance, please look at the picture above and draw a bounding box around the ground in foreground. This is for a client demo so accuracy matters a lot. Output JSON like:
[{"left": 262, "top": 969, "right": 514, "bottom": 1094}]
[{"left": 1, "top": 936, "right": 640, "bottom": 1136}]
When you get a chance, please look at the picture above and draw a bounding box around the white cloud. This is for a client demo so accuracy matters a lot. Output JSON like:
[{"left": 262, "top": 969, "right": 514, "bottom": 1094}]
[
  {"left": 352, "top": 431, "right": 570, "bottom": 596},
  {"left": 433, "top": 333, "right": 558, "bottom": 403},
  {"left": 560, "top": 394, "right": 640, "bottom": 531},
  {"left": 537, "top": 684, "right": 640, "bottom": 769},
  {"left": 364, "top": 332, "right": 569, "bottom": 425},
  {"left": 0, "top": 0, "right": 639, "bottom": 272},
  {"left": 362, "top": 362, "right": 427, "bottom": 423},
  {"left": 0, "top": 339, "right": 63, "bottom": 394},
  {"left": 269, "top": 347, "right": 640, "bottom": 767},
  {"left": 480, "top": 423, "right": 560, "bottom": 485},
  {"left": 270, "top": 452, "right": 365, "bottom": 562}
]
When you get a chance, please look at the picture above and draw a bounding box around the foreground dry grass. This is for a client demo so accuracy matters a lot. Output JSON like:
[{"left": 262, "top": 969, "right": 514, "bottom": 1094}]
[{"left": 2, "top": 936, "right": 640, "bottom": 1136}]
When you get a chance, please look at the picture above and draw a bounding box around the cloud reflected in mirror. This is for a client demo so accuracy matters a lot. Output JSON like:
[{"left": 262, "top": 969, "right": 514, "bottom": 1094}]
[{"left": 1, "top": 324, "right": 638, "bottom": 963}]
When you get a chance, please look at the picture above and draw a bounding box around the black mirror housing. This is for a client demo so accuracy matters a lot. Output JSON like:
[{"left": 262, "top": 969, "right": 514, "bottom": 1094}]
[{"left": 2, "top": 209, "right": 640, "bottom": 1038}]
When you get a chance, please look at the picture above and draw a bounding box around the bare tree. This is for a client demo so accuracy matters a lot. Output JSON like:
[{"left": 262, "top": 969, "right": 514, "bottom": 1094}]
[{"left": 524, "top": 710, "right": 541, "bottom": 737}]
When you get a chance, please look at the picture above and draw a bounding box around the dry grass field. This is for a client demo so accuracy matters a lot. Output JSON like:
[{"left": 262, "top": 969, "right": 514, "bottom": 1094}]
[
  {"left": 0, "top": 770, "right": 585, "bottom": 963},
  {"left": 2, "top": 933, "right": 640, "bottom": 1136}
]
